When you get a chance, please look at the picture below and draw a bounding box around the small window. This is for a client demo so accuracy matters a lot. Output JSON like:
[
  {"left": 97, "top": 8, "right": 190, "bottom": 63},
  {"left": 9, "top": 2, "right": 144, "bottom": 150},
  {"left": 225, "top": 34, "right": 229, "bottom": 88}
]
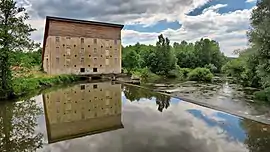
[
  {"left": 74, "top": 65, "right": 76, "bottom": 67},
  {"left": 56, "top": 47, "right": 60, "bottom": 56},
  {"left": 56, "top": 57, "right": 60, "bottom": 64},
  {"left": 100, "top": 65, "right": 102, "bottom": 67},
  {"left": 80, "top": 58, "right": 84, "bottom": 63},
  {"left": 94, "top": 48, "right": 97, "bottom": 53},
  {"left": 80, "top": 68, "right": 85, "bottom": 73},
  {"left": 74, "top": 45, "right": 76, "bottom": 47},
  {"left": 101, "top": 55, "right": 103, "bottom": 57},
  {"left": 93, "top": 68, "right": 97, "bottom": 72},
  {"left": 66, "top": 47, "right": 71, "bottom": 55},
  {"left": 88, "top": 65, "right": 90, "bottom": 67},
  {"left": 75, "top": 55, "right": 77, "bottom": 57},
  {"left": 63, "top": 44, "right": 65, "bottom": 47},
  {"left": 94, "top": 39, "right": 97, "bottom": 44},
  {"left": 88, "top": 45, "right": 90, "bottom": 48},
  {"left": 94, "top": 58, "right": 97, "bottom": 61},
  {"left": 81, "top": 38, "right": 84, "bottom": 43},
  {"left": 81, "top": 85, "right": 85, "bottom": 90},
  {"left": 114, "top": 40, "right": 117, "bottom": 45},
  {"left": 110, "top": 46, "right": 112, "bottom": 48},
  {"left": 80, "top": 48, "right": 85, "bottom": 55},
  {"left": 89, "top": 55, "right": 91, "bottom": 57},
  {"left": 93, "top": 84, "right": 98, "bottom": 89},
  {"left": 56, "top": 37, "right": 60, "bottom": 42},
  {"left": 101, "top": 46, "right": 103, "bottom": 48}
]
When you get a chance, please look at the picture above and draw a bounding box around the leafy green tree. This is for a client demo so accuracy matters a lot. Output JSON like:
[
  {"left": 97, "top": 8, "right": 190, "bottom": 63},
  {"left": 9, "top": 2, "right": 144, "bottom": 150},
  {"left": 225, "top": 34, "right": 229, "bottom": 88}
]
[
  {"left": 0, "top": 0, "right": 37, "bottom": 98},
  {"left": 122, "top": 50, "right": 140, "bottom": 73},
  {"left": 248, "top": 0, "right": 270, "bottom": 87},
  {"left": 151, "top": 34, "right": 176, "bottom": 75}
]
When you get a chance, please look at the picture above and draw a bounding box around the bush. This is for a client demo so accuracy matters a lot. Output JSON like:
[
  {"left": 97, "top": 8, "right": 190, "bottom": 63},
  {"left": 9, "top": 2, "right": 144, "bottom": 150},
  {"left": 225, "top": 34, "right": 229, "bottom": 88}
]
[
  {"left": 179, "top": 68, "right": 192, "bottom": 78},
  {"left": 188, "top": 68, "right": 214, "bottom": 82},
  {"left": 204, "top": 64, "right": 217, "bottom": 73},
  {"left": 139, "top": 68, "right": 160, "bottom": 81},
  {"left": 254, "top": 87, "right": 270, "bottom": 103},
  {"left": 167, "top": 69, "right": 183, "bottom": 78}
]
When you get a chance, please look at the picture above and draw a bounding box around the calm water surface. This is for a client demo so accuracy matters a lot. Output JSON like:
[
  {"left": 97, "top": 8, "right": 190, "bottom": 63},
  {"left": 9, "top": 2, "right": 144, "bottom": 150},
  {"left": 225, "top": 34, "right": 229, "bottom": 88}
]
[{"left": 0, "top": 81, "right": 270, "bottom": 152}]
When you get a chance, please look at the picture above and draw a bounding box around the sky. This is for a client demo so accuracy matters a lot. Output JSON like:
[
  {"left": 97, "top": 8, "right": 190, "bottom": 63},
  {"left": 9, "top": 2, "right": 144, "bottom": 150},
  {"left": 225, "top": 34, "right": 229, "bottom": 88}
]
[{"left": 20, "top": 0, "right": 257, "bottom": 57}]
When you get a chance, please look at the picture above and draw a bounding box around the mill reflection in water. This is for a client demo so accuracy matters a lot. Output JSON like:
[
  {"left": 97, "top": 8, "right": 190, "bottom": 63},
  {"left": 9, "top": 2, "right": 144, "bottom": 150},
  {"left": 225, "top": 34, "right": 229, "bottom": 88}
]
[{"left": 42, "top": 82, "right": 123, "bottom": 143}]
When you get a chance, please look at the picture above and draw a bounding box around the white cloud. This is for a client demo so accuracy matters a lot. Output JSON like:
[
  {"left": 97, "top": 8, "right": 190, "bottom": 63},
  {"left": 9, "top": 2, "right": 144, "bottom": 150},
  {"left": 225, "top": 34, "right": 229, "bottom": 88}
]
[{"left": 246, "top": 0, "right": 257, "bottom": 3}]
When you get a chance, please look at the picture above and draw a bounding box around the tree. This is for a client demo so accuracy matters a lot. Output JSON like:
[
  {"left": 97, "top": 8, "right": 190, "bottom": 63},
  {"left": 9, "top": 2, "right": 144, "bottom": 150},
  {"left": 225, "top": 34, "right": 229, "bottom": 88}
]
[
  {"left": 151, "top": 34, "right": 176, "bottom": 75},
  {"left": 122, "top": 50, "right": 140, "bottom": 73},
  {"left": 248, "top": 0, "right": 270, "bottom": 87},
  {"left": 0, "top": 0, "right": 37, "bottom": 98}
]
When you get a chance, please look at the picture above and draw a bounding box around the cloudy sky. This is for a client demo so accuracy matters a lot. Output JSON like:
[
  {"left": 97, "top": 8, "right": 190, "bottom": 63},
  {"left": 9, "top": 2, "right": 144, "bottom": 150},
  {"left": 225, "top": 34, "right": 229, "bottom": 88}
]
[{"left": 20, "top": 0, "right": 257, "bottom": 57}]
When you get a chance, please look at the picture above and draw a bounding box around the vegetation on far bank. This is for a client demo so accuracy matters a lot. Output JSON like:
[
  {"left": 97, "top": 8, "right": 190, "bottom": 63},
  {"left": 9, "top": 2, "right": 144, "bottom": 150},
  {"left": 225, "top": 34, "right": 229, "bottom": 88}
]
[
  {"left": 122, "top": 34, "right": 226, "bottom": 82},
  {"left": 221, "top": 0, "right": 270, "bottom": 103}
]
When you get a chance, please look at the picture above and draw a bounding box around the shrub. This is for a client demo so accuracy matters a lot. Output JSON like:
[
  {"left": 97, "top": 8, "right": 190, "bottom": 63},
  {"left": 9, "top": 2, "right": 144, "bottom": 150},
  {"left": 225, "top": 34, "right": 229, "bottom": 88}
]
[
  {"left": 254, "top": 87, "right": 270, "bottom": 103},
  {"left": 179, "top": 68, "right": 192, "bottom": 78},
  {"left": 188, "top": 68, "right": 214, "bottom": 82},
  {"left": 204, "top": 64, "right": 217, "bottom": 73},
  {"left": 167, "top": 69, "right": 184, "bottom": 79},
  {"left": 140, "top": 68, "right": 160, "bottom": 81}
]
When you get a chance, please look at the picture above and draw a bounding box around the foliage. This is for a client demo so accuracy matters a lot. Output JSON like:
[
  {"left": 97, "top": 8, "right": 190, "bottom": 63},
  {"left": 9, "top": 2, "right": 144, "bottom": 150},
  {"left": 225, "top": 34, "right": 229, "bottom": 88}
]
[
  {"left": 188, "top": 68, "right": 214, "bottom": 82},
  {"left": 122, "top": 49, "right": 140, "bottom": 73},
  {"left": 0, "top": 0, "right": 38, "bottom": 98},
  {"left": 254, "top": 87, "right": 270, "bottom": 103},
  {"left": 11, "top": 75, "right": 80, "bottom": 96},
  {"left": 204, "top": 63, "right": 217, "bottom": 73},
  {"left": 173, "top": 39, "right": 226, "bottom": 72},
  {"left": 248, "top": 0, "right": 270, "bottom": 88}
]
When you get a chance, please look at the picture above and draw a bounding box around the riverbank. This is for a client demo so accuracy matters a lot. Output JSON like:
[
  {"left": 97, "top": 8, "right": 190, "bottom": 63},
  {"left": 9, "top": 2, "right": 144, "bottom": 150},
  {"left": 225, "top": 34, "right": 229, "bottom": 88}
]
[{"left": 0, "top": 67, "right": 85, "bottom": 100}]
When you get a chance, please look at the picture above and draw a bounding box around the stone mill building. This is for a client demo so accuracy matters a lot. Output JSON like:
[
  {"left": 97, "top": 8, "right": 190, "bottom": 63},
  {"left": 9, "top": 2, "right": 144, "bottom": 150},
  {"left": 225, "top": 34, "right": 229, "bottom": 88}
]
[{"left": 42, "top": 16, "right": 124, "bottom": 75}]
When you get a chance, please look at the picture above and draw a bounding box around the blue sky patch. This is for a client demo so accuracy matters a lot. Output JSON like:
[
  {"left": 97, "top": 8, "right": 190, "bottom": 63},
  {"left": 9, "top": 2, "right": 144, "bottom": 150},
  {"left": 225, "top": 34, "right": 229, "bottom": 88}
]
[
  {"left": 124, "top": 20, "right": 182, "bottom": 33},
  {"left": 188, "top": 0, "right": 256, "bottom": 16}
]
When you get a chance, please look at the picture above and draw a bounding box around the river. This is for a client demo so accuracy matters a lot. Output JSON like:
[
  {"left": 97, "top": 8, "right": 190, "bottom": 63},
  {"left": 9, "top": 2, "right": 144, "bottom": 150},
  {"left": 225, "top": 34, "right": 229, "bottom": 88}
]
[{"left": 0, "top": 81, "right": 269, "bottom": 152}]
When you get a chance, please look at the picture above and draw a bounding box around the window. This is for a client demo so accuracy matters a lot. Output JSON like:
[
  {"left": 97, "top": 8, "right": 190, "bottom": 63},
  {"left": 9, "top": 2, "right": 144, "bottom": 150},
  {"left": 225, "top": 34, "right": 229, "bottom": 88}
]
[
  {"left": 93, "top": 84, "right": 98, "bottom": 88},
  {"left": 80, "top": 68, "right": 85, "bottom": 73},
  {"left": 89, "top": 55, "right": 91, "bottom": 57},
  {"left": 74, "top": 65, "right": 76, "bottom": 67},
  {"left": 106, "top": 59, "right": 109, "bottom": 65},
  {"left": 81, "top": 38, "right": 84, "bottom": 43},
  {"left": 93, "top": 68, "right": 97, "bottom": 72},
  {"left": 110, "top": 46, "right": 112, "bottom": 48},
  {"left": 105, "top": 50, "right": 109, "bottom": 56},
  {"left": 100, "top": 65, "right": 102, "bottom": 67},
  {"left": 56, "top": 47, "right": 60, "bottom": 56},
  {"left": 88, "top": 45, "right": 90, "bottom": 47},
  {"left": 81, "top": 85, "right": 85, "bottom": 90},
  {"left": 115, "top": 49, "right": 117, "bottom": 54},
  {"left": 80, "top": 58, "right": 84, "bottom": 64},
  {"left": 56, "top": 37, "right": 60, "bottom": 42},
  {"left": 75, "top": 55, "right": 77, "bottom": 57},
  {"left": 88, "top": 65, "right": 90, "bottom": 67},
  {"left": 94, "top": 48, "right": 97, "bottom": 54},
  {"left": 94, "top": 39, "right": 97, "bottom": 44},
  {"left": 80, "top": 48, "right": 85, "bottom": 55},
  {"left": 74, "top": 44, "right": 76, "bottom": 47},
  {"left": 56, "top": 57, "right": 60, "bottom": 64},
  {"left": 66, "top": 59, "right": 70, "bottom": 67},
  {"left": 101, "top": 45, "right": 103, "bottom": 48},
  {"left": 66, "top": 47, "right": 71, "bottom": 55}
]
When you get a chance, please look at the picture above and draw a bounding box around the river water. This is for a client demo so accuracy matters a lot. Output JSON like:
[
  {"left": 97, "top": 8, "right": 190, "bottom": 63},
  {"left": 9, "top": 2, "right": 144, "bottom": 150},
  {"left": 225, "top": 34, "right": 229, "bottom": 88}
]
[{"left": 0, "top": 81, "right": 270, "bottom": 152}]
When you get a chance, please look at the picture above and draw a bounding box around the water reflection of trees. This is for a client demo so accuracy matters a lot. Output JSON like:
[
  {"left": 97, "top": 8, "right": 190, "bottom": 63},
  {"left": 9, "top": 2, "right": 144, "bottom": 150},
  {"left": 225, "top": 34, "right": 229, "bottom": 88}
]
[
  {"left": 124, "top": 85, "right": 170, "bottom": 112},
  {"left": 0, "top": 100, "right": 43, "bottom": 152},
  {"left": 241, "top": 120, "right": 270, "bottom": 152}
]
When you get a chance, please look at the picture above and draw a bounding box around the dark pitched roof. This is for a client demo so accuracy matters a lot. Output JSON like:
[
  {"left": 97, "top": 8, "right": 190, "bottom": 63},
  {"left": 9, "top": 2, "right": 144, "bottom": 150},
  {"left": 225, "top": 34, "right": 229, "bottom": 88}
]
[
  {"left": 46, "top": 16, "right": 124, "bottom": 28},
  {"left": 41, "top": 16, "right": 124, "bottom": 65}
]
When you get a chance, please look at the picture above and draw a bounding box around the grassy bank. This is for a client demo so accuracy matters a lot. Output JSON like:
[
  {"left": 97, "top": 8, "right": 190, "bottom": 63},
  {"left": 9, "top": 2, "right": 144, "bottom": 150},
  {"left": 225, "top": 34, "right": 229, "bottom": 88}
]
[{"left": 12, "top": 74, "right": 82, "bottom": 97}]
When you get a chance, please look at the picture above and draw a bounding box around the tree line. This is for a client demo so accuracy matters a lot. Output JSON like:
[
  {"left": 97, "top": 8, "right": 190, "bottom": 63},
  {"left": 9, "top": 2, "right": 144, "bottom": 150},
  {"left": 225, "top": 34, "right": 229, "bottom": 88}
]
[{"left": 122, "top": 35, "right": 227, "bottom": 80}]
